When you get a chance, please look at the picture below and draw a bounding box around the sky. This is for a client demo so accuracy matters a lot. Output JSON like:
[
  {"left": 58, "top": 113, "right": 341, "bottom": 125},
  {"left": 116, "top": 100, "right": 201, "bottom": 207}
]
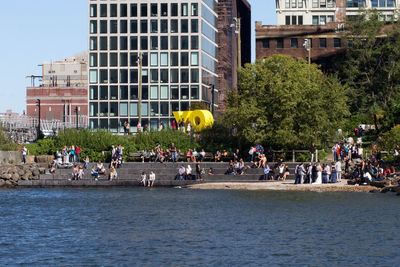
[{"left": 0, "top": 0, "right": 276, "bottom": 114}]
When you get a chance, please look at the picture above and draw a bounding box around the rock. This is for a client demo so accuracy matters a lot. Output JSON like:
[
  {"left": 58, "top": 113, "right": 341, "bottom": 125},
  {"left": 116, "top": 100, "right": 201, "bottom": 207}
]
[
  {"left": 11, "top": 174, "right": 20, "bottom": 181},
  {"left": 381, "top": 187, "right": 392, "bottom": 193},
  {"left": 18, "top": 170, "right": 25, "bottom": 176},
  {"left": 38, "top": 168, "right": 46, "bottom": 175},
  {"left": 2, "top": 174, "right": 11, "bottom": 180},
  {"left": 369, "top": 189, "right": 381, "bottom": 193},
  {"left": 5, "top": 180, "right": 14, "bottom": 186},
  {"left": 32, "top": 169, "right": 40, "bottom": 177},
  {"left": 0, "top": 179, "right": 5, "bottom": 187},
  {"left": 370, "top": 180, "right": 391, "bottom": 188}
]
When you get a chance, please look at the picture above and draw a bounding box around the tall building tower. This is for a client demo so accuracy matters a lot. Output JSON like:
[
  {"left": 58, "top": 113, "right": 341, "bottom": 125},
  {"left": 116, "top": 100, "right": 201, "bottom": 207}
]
[{"left": 88, "top": 0, "right": 219, "bottom": 133}]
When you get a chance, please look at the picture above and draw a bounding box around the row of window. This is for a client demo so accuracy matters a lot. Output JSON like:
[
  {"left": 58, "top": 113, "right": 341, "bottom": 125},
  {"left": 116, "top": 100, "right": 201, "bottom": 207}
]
[
  {"left": 90, "top": 52, "right": 199, "bottom": 68},
  {"left": 312, "top": 15, "right": 335, "bottom": 25},
  {"left": 284, "top": 0, "right": 336, "bottom": 8},
  {"left": 262, "top": 37, "right": 342, "bottom": 49},
  {"left": 89, "top": 116, "right": 188, "bottom": 132},
  {"left": 89, "top": 35, "right": 199, "bottom": 51},
  {"left": 90, "top": 3, "right": 199, "bottom": 18},
  {"left": 90, "top": 85, "right": 200, "bottom": 101},
  {"left": 90, "top": 19, "right": 199, "bottom": 35},
  {"left": 89, "top": 68, "right": 200, "bottom": 84},
  {"left": 285, "top": 15, "right": 303, "bottom": 25}
]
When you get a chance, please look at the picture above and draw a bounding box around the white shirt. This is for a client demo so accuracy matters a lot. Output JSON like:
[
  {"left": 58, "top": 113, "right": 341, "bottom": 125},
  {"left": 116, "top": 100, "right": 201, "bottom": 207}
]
[
  {"left": 335, "top": 161, "right": 342, "bottom": 172},
  {"left": 149, "top": 172, "right": 155, "bottom": 181},
  {"left": 186, "top": 165, "right": 192, "bottom": 175}
]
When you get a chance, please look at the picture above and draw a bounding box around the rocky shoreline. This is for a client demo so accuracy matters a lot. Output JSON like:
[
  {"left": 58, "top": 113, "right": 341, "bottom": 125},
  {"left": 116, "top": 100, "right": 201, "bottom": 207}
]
[{"left": 0, "top": 164, "right": 45, "bottom": 187}]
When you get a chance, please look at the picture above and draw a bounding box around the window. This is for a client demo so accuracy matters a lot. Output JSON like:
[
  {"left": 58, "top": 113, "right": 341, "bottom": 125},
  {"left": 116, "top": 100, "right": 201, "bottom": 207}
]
[
  {"left": 151, "top": 20, "right": 158, "bottom": 33},
  {"left": 181, "top": 52, "right": 189, "bottom": 66},
  {"left": 181, "top": 86, "right": 189, "bottom": 100},
  {"left": 160, "top": 36, "right": 168, "bottom": 50},
  {"left": 312, "top": 16, "right": 319, "bottom": 25},
  {"left": 191, "top": 86, "right": 199, "bottom": 100},
  {"left": 191, "top": 69, "right": 199, "bottom": 83},
  {"left": 89, "top": 70, "right": 98, "bottom": 84},
  {"left": 191, "top": 52, "right": 199, "bottom": 66},
  {"left": 141, "top": 20, "right": 148, "bottom": 33},
  {"left": 319, "top": 38, "right": 327, "bottom": 48},
  {"left": 161, "top": 3, "right": 168, "bottom": 16},
  {"left": 290, "top": 38, "right": 298, "bottom": 48},
  {"left": 160, "top": 86, "right": 169, "bottom": 99},
  {"left": 109, "top": 53, "right": 117, "bottom": 66},
  {"left": 333, "top": 38, "right": 341, "bottom": 48},
  {"left": 90, "top": 21, "right": 97, "bottom": 34},
  {"left": 131, "top": 20, "right": 138, "bottom": 33},
  {"left": 171, "top": 52, "right": 179, "bottom": 66},
  {"left": 141, "top": 4, "right": 147, "bottom": 17},
  {"left": 110, "top": 37, "right": 117, "bottom": 50},
  {"left": 262, "top": 39, "right": 270, "bottom": 48},
  {"left": 90, "top": 4, "right": 97, "bottom": 17},
  {"left": 121, "top": 4, "right": 127, "bottom": 17},
  {"left": 160, "top": 69, "right": 168, "bottom": 83},
  {"left": 90, "top": 53, "right": 97, "bottom": 67},
  {"left": 90, "top": 86, "right": 98, "bottom": 100},
  {"left": 100, "top": 4, "right": 107, "bottom": 17},
  {"left": 171, "top": 3, "right": 178, "bottom": 16},
  {"left": 286, "top": 16, "right": 291, "bottom": 25},
  {"left": 120, "top": 37, "right": 127, "bottom": 50},
  {"left": 292, "top": 16, "right": 297, "bottom": 25},
  {"left": 90, "top": 37, "right": 97, "bottom": 50},
  {"left": 181, "top": 19, "right": 189, "bottom": 33},
  {"left": 161, "top": 20, "right": 168, "bottom": 33},
  {"left": 131, "top": 4, "right": 137, "bottom": 17},
  {"left": 140, "top": 37, "right": 148, "bottom": 50},
  {"left": 191, "top": 36, "right": 199, "bottom": 49},
  {"left": 100, "top": 53, "right": 108, "bottom": 66},
  {"left": 120, "top": 86, "right": 128, "bottom": 100},
  {"left": 120, "top": 20, "right": 127, "bottom": 33},
  {"left": 191, "top": 3, "right": 198, "bottom": 16},
  {"left": 120, "top": 53, "right": 128, "bottom": 67},
  {"left": 110, "top": 4, "right": 117, "bottom": 17},
  {"left": 120, "top": 69, "right": 128, "bottom": 83},
  {"left": 100, "top": 37, "right": 107, "bottom": 50},
  {"left": 182, "top": 3, "right": 188, "bottom": 16},
  {"left": 100, "top": 20, "right": 107, "bottom": 34},
  {"left": 120, "top": 103, "right": 128, "bottom": 117},
  {"left": 130, "top": 36, "right": 138, "bottom": 50},
  {"left": 150, "top": 86, "right": 158, "bottom": 100},
  {"left": 181, "top": 36, "right": 189, "bottom": 50},
  {"left": 171, "top": 20, "right": 178, "bottom": 33},
  {"left": 150, "top": 53, "right": 158, "bottom": 66},
  {"left": 150, "top": 36, "right": 158, "bottom": 50},
  {"left": 150, "top": 69, "right": 158, "bottom": 83},
  {"left": 298, "top": 16, "right": 303, "bottom": 25},
  {"left": 160, "top": 53, "right": 168, "bottom": 66},
  {"left": 170, "top": 69, "right": 179, "bottom": 83},
  {"left": 276, "top": 38, "right": 284, "bottom": 49},
  {"left": 151, "top": 3, "right": 157, "bottom": 17},
  {"left": 191, "top": 19, "right": 199, "bottom": 33},
  {"left": 171, "top": 36, "right": 179, "bottom": 50},
  {"left": 171, "top": 86, "right": 179, "bottom": 99},
  {"left": 181, "top": 70, "right": 189, "bottom": 83}
]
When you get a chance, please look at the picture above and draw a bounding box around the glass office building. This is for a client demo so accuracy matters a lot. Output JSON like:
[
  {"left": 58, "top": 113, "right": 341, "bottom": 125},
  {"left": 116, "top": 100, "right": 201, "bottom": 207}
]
[{"left": 88, "top": 0, "right": 218, "bottom": 133}]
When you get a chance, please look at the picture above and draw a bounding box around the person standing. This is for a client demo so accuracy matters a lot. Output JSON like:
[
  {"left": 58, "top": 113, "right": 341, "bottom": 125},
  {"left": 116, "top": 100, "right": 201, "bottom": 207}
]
[
  {"left": 148, "top": 171, "right": 156, "bottom": 187},
  {"left": 196, "top": 163, "right": 202, "bottom": 180},
  {"left": 75, "top": 145, "right": 81, "bottom": 163},
  {"left": 335, "top": 160, "right": 342, "bottom": 182},
  {"left": 309, "top": 143, "right": 316, "bottom": 163},
  {"left": 21, "top": 146, "right": 28, "bottom": 164},
  {"left": 313, "top": 162, "right": 322, "bottom": 184},
  {"left": 170, "top": 143, "right": 177, "bottom": 162}
]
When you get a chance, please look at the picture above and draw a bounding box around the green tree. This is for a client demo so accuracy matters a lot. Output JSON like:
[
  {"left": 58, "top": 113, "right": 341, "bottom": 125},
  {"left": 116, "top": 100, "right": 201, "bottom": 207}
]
[
  {"left": 217, "top": 55, "right": 350, "bottom": 149},
  {"left": 337, "top": 11, "right": 400, "bottom": 130}
]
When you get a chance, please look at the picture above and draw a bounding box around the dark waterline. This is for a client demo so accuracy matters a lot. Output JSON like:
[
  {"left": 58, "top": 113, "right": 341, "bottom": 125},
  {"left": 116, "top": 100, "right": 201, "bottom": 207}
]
[{"left": 0, "top": 188, "right": 399, "bottom": 266}]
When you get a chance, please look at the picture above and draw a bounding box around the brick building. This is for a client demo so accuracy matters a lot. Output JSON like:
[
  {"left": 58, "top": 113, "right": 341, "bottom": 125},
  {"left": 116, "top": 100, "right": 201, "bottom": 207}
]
[
  {"left": 216, "top": 0, "right": 251, "bottom": 111},
  {"left": 26, "top": 53, "right": 88, "bottom": 124},
  {"left": 256, "top": 0, "right": 399, "bottom": 62}
]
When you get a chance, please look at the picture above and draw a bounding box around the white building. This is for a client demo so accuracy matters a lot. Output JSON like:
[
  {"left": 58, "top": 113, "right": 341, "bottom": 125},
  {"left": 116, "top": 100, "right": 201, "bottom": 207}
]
[
  {"left": 276, "top": 0, "right": 399, "bottom": 26},
  {"left": 88, "top": 0, "right": 219, "bottom": 133}
]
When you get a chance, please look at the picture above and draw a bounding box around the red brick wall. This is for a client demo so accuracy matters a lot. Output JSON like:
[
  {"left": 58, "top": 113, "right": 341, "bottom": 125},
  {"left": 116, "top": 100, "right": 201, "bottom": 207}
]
[{"left": 26, "top": 87, "right": 88, "bottom": 121}]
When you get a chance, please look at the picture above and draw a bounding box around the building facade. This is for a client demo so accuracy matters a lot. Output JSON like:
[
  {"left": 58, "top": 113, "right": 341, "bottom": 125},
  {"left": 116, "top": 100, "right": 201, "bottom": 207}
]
[
  {"left": 257, "top": 1, "right": 399, "bottom": 62},
  {"left": 26, "top": 53, "right": 88, "bottom": 124},
  {"left": 216, "top": 0, "right": 251, "bottom": 111},
  {"left": 88, "top": 0, "right": 222, "bottom": 133}
]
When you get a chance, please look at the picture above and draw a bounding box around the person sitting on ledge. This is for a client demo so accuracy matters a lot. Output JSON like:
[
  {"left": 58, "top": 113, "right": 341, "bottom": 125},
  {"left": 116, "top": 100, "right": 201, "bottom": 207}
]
[
  {"left": 175, "top": 165, "right": 186, "bottom": 180},
  {"left": 70, "top": 165, "right": 79, "bottom": 180},
  {"left": 109, "top": 166, "right": 118, "bottom": 181},
  {"left": 96, "top": 161, "right": 106, "bottom": 175},
  {"left": 141, "top": 171, "right": 147, "bottom": 187},
  {"left": 208, "top": 167, "right": 215, "bottom": 176},
  {"left": 225, "top": 160, "right": 236, "bottom": 175},
  {"left": 91, "top": 166, "right": 99, "bottom": 181},
  {"left": 148, "top": 171, "right": 156, "bottom": 187}
]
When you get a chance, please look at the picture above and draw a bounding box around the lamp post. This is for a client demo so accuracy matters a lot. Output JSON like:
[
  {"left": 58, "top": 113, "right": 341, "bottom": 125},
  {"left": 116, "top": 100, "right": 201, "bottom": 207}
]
[
  {"left": 36, "top": 99, "right": 41, "bottom": 139},
  {"left": 75, "top": 106, "right": 79, "bottom": 129},
  {"left": 303, "top": 38, "right": 311, "bottom": 65},
  {"left": 137, "top": 52, "right": 143, "bottom": 132}
]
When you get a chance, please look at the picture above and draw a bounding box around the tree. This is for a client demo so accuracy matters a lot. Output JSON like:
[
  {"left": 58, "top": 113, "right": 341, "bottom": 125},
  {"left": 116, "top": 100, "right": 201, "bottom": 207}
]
[
  {"left": 218, "top": 55, "right": 350, "bottom": 150},
  {"left": 337, "top": 11, "right": 400, "bottom": 130}
]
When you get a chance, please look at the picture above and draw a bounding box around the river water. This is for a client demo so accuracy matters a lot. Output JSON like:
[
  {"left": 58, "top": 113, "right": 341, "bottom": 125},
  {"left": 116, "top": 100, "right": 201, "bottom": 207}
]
[{"left": 0, "top": 188, "right": 399, "bottom": 266}]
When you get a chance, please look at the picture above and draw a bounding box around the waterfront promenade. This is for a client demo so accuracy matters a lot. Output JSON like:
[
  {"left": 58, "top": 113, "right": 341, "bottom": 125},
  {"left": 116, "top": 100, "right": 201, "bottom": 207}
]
[{"left": 16, "top": 162, "right": 376, "bottom": 192}]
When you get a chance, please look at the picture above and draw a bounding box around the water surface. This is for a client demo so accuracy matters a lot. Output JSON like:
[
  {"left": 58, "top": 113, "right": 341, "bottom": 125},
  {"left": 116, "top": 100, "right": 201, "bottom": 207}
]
[{"left": 0, "top": 188, "right": 399, "bottom": 266}]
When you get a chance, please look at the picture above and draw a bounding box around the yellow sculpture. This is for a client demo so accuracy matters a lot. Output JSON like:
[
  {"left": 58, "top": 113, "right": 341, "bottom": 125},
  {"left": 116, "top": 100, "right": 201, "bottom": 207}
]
[{"left": 173, "top": 110, "right": 214, "bottom": 132}]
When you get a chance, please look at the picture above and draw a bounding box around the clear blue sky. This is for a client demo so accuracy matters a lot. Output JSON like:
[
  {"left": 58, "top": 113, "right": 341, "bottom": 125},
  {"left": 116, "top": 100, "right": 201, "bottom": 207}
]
[{"left": 0, "top": 0, "right": 275, "bottom": 114}]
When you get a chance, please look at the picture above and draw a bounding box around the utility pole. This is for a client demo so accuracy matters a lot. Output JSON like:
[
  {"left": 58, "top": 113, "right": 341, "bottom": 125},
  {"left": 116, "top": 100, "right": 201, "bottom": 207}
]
[
  {"left": 75, "top": 106, "right": 79, "bottom": 129},
  {"left": 137, "top": 52, "right": 143, "bottom": 132},
  {"left": 235, "top": 17, "right": 241, "bottom": 69},
  {"left": 36, "top": 99, "right": 41, "bottom": 139}
]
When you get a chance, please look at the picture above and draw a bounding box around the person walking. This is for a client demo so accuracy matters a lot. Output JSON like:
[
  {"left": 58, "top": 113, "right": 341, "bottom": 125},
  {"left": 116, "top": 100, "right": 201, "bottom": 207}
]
[
  {"left": 335, "top": 160, "right": 342, "bottom": 182},
  {"left": 21, "top": 146, "right": 28, "bottom": 164}
]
